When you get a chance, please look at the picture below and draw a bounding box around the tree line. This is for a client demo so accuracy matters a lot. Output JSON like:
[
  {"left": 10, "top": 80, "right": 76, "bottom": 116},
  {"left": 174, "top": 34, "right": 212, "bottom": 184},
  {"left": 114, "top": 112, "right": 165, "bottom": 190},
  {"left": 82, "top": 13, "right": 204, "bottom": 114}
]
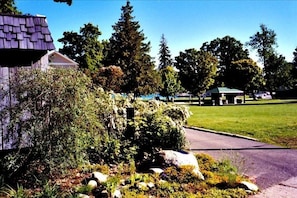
[{"left": 2, "top": 0, "right": 297, "bottom": 100}]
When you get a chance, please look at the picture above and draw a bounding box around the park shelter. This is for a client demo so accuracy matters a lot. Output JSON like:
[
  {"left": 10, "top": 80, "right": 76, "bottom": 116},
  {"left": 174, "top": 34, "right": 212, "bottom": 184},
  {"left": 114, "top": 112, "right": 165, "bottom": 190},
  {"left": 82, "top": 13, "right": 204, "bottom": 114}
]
[{"left": 206, "top": 87, "right": 243, "bottom": 105}]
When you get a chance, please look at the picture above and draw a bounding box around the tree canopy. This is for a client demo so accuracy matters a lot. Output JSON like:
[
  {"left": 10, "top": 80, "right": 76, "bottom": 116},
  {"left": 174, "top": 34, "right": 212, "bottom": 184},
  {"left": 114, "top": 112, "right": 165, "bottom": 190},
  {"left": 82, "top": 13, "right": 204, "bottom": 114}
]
[
  {"left": 159, "top": 66, "right": 182, "bottom": 102},
  {"left": 230, "top": 59, "right": 264, "bottom": 100},
  {"left": 0, "top": 0, "right": 21, "bottom": 14},
  {"left": 247, "top": 24, "right": 294, "bottom": 93},
  {"left": 58, "top": 23, "right": 104, "bottom": 71},
  {"left": 175, "top": 48, "right": 217, "bottom": 96},
  {"left": 201, "top": 36, "right": 249, "bottom": 87},
  {"left": 265, "top": 53, "right": 294, "bottom": 92},
  {"left": 247, "top": 24, "right": 277, "bottom": 66}
]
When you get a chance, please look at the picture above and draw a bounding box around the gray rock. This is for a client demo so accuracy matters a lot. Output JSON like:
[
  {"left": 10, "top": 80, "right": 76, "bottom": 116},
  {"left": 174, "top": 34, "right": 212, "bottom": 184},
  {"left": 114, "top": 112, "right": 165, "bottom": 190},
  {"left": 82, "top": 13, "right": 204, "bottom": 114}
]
[{"left": 159, "top": 150, "right": 204, "bottom": 180}]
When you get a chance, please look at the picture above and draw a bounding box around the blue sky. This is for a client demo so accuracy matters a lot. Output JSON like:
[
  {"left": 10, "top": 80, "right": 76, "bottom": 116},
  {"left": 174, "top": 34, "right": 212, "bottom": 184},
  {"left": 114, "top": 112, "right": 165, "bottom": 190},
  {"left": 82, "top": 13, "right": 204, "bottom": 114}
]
[{"left": 16, "top": 0, "right": 297, "bottom": 64}]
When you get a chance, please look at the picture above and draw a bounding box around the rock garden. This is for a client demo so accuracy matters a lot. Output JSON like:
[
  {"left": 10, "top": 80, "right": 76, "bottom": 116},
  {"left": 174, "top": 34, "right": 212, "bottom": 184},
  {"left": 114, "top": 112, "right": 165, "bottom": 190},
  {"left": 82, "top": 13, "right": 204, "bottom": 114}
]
[{"left": 0, "top": 69, "right": 258, "bottom": 197}]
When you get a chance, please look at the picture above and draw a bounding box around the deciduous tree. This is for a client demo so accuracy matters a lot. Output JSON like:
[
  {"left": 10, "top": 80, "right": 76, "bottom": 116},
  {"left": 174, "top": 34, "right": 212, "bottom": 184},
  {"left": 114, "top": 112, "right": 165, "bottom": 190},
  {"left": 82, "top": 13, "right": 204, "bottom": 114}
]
[
  {"left": 230, "top": 59, "right": 264, "bottom": 102},
  {"left": 200, "top": 36, "right": 249, "bottom": 87},
  {"left": 159, "top": 66, "right": 182, "bottom": 102},
  {"left": 175, "top": 48, "right": 217, "bottom": 104},
  {"left": 58, "top": 23, "right": 104, "bottom": 71},
  {"left": 0, "top": 0, "right": 21, "bottom": 14},
  {"left": 265, "top": 53, "right": 294, "bottom": 93},
  {"left": 247, "top": 24, "right": 277, "bottom": 67},
  {"left": 92, "top": 65, "right": 124, "bottom": 92}
]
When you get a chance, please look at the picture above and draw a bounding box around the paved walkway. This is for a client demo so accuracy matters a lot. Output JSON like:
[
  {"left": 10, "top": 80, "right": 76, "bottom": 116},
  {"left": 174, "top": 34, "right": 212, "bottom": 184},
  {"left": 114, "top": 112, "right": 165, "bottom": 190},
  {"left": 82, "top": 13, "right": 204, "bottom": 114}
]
[
  {"left": 185, "top": 127, "right": 297, "bottom": 198},
  {"left": 250, "top": 177, "right": 297, "bottom": 198}
]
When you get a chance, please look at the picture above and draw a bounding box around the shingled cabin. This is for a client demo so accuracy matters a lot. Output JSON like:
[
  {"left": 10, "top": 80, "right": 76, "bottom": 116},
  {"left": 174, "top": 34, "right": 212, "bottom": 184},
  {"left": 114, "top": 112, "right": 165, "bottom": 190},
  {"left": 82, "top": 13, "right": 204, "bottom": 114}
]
[{"left": 0, "top": 14, "right": 59, "bottom": 150}]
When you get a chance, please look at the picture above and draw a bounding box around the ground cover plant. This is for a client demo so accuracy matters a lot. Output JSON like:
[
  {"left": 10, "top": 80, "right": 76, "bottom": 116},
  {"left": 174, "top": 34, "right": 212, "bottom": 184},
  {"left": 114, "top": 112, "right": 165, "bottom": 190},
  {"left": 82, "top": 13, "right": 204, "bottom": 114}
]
[
  {"left": 0, "top": 154, "right": 252, "bottom": 197},
  {"left": 187, "top": 99, "right": 297, "bottom": 148}
]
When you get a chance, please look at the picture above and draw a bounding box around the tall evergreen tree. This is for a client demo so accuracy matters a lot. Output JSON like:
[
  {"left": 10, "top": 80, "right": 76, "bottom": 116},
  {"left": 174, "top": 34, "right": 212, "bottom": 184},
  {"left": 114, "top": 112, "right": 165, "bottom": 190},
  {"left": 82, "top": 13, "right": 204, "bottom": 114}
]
[
  {"left": 105, "top": 0, "right": 158, "bottom": 96},
  {"left": 158, "top": 34, "right": 173, "bottom": 70}
]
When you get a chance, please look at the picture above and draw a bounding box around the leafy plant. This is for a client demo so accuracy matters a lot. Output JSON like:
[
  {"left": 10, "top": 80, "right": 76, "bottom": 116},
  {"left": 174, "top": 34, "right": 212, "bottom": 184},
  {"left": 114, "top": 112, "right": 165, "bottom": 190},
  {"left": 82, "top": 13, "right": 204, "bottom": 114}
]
[
  {"left": 75, "top": 184, "right": 93, "bottom": 195},
  {"left": 103, "top": 176, "right": 120, "bottom": 196},
  {"left": 0, "top": 184, "right": 29, "bottom": 198},
  {"left": 35, "top": 181, "right": 60, "bottom": 198}
]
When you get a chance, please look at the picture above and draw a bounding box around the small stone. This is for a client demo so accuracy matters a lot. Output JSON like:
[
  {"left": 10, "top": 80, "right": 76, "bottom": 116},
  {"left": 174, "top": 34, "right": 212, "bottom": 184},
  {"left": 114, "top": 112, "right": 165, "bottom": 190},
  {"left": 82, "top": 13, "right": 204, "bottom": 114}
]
[
  {"left": 147, "top": 182, "right": 155, "bottom": 188},
  {"left": 101, "top": 190, "right": 109, "bottom": 198},
  {"left": 239, "top": 181, "right": 259, "bottom": 191},
  {"left": 112, "top": 189, "right": 122, "bottom": 198},
  {"left": 137, "top": 182, "right": 148, "bottom": 190},
  {"left": 87, "top": 180, "right": 97, "bottom": 189},
  {"left": 149, "top": 168, "right": 164, "bottom": 174},
  {"left": 78, "top": 193, "right": 90, "bottom": 198},
  {"left": 159, "top": 179, "right": 167, "bottom": 184},
  {"left": 92, "top": 171, "right": 108, "bottom": 183}
]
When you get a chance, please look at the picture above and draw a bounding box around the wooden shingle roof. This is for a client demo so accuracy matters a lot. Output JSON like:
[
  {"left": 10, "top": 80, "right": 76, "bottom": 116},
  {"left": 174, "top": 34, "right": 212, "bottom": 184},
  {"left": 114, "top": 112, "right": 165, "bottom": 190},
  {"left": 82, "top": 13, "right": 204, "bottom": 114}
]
[
  {"left": 0, "top": 14, "right": 55, "bottom": 50},
  {"left": 0, "top": 14, "right": 55, "bottom": 66}
]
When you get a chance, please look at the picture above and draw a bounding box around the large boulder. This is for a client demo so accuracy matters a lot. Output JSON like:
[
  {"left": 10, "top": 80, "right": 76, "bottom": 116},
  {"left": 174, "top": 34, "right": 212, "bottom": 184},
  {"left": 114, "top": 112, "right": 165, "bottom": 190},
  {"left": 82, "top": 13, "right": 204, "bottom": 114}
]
[{"left": 158, "top": 150, "right": 204, "bottom": 180}]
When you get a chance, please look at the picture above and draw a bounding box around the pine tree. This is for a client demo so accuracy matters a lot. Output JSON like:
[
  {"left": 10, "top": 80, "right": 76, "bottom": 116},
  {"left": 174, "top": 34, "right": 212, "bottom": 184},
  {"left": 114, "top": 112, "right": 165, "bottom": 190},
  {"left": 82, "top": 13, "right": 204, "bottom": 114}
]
[
  {"left": 105, "top": 0, "right": 159, "bottom": 96},
  {"left": 158, "top": 34, "right": 173, "bottom": 70}
]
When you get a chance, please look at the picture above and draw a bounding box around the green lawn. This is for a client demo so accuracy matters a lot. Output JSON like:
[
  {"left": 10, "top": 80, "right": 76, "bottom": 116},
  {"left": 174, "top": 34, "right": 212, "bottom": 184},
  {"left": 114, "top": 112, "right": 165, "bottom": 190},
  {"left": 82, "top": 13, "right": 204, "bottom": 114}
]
[{"left": 187, "top": 99, "right": 297, "bottom": 148}]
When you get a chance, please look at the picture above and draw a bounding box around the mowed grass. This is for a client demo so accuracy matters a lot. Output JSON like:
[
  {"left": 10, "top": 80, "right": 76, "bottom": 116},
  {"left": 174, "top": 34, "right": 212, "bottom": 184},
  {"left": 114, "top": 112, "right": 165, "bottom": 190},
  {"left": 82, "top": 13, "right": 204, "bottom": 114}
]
[{"left": 187, "top": 99, "right": 297, "bottom": 148}]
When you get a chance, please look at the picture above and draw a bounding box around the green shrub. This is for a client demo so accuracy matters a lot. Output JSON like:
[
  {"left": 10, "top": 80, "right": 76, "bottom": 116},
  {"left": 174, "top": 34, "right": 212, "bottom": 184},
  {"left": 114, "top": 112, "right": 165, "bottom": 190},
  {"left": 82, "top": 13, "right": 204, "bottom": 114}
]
[{"left": 0, "top": 68, "right": 191, "bottom": 187}]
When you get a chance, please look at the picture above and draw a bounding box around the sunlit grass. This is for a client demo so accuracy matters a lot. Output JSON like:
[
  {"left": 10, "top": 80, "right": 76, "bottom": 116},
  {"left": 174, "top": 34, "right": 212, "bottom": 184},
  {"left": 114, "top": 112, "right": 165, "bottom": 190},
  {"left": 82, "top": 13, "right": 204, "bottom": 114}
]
[{"left": 187, "top": 99, "right": 297, "bottom": 148}]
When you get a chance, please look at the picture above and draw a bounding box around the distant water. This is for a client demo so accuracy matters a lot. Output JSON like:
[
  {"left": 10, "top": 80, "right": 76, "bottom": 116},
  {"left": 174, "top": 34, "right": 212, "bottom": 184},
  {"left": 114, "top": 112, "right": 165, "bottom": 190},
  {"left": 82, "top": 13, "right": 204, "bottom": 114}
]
[{"left": 140, "top": 94, "right": 166, "bottom": 100}]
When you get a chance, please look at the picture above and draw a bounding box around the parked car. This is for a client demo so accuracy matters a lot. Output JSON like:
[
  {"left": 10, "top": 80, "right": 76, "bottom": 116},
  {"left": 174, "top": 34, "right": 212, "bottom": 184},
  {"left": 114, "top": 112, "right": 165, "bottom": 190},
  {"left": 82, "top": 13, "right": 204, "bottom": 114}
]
[{"left": 255, "top": 91, "right": 272, "bottom": 99}]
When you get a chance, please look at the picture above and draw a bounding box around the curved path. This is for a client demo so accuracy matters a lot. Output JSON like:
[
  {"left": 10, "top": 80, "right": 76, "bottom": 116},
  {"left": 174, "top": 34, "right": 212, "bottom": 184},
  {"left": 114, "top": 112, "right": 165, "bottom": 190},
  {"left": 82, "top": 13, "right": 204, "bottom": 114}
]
[{"left": 185, "top": 127, "right": 297, "bottom": 191}]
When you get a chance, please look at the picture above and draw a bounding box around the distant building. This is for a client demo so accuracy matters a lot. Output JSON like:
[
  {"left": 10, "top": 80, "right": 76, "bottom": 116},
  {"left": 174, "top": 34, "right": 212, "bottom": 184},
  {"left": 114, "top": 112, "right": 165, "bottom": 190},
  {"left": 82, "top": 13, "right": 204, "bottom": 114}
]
[{"left": 206, "top": 87, "right": 244, "bottom": 105}]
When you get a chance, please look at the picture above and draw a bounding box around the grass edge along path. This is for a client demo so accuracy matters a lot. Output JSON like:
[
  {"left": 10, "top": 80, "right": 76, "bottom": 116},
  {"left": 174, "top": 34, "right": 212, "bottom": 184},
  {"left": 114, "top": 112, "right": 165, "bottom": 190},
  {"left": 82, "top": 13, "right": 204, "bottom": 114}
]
[{"left": 186, "top": 99, "right": 297, "bottom": 148}]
